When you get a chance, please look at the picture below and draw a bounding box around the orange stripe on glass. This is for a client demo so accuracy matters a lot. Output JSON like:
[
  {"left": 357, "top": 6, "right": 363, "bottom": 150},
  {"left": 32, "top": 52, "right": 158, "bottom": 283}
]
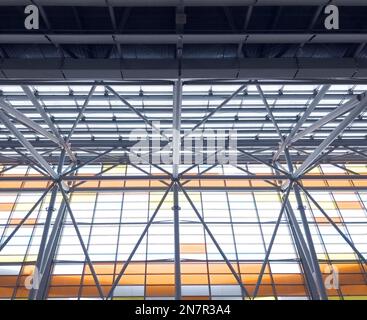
[
  {"left": 336, "top": 201, "right": 362, "bottom": 210},
  {"left": 0, "top": 203, "right": 14, "bottom": 211},
  {"left": 180, "top": 243, "right": 206, "bottom": 254}
]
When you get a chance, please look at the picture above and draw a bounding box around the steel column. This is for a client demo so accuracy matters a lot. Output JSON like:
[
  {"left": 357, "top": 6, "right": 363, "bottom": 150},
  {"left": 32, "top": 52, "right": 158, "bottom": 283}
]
[
  {"left": 173, "top": 182, "right": 182, "bottom": 300},
  {"left": 284, "top": 150, "right": 328, "bottom": 299},
  {"left": 172, "top": 80, "right": 182, "bottom": 178},
  {"left": 32, "top": 201, "right": 67, "bottom": 300},
  {"left": 29, "top": 151, "right": 67, "bottom": 300},
  {"left": 172, "top": 80, "right": 182, "bottom": 299}
]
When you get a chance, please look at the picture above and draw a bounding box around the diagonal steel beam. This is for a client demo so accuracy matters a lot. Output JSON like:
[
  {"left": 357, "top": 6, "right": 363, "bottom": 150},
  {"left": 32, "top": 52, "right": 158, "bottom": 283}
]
[
  {"left": 58, "top": 183, "right": 105, "bottom": 299},
  {"left": 293, "top": 98, "right": 367, "bottom": 178},
  {"left": 183, "top": 84, "right": 247, "bottom": 138},
  {"left": 253, "top": 185, "right": 292, "bottom": 298},
  {"left": 284, "top": 203, "right": 322, "bottom": 299},
  {"left": 0, "top": 164, "right": 17, "bottom": 174},
  {"left": 273, "top": 85, "right": 330, "bottom": 161},
  {"left": 0, "top": 109, "right": 63, "bottom": 182},
  {"left": 105, "top": 85, "right": 169, "bottom": 141},
  {"left": 121, "top": 145, "right": 172, "bottom": 176},
  {"left": 236, "top": 148, "right": 290, "bottom": 176},
  {"left": 66, "top": 84, "right": 97, "bottom": 143},
  {"left": 106, "top": 181, "right": 174, "bottom": 299},
  {"left": 11, "top": 147, "right": 49, "bottom": 176},
  {"left": 178, "top": 180, "right": 250, "bottom": 299},
  {"left": 256, "top": 84, "right": 284, "bottom": 143},
  {"left": 129, "top": 162, "right": 170, "bottom": 187},
  {"left": 284, "top": 200, "right": 327, "bottom": 299},
  {"left": 298, "top": 147, "right": 336, "bottom": 177},
  {"left": 62, "top": 147, "right": 117, "bottom": 176},
  {"left": 180, "top": 163, "right": 217, "bottom": 182},
  {"left": 344, "top": 146, "right": 367, "bottom": 160},
  {"left": 282, "top": 150, "right": 327, "bottom": 299},
  {"left": 297, "top": 182, "right": 367, "bottom": 266},
  {"left": 0, "top": 98, "right": 60, "bottom": 145},
  {"left": 290, "top": 92, "right": 367, "bottom": 145},
  {"left": 234, "top": 164, "right": 279, "bottom": 188},
  {"left": 21, "top": 85, "right": 77, "bottom": 163},
  {"left": 0, "top": 183, "right": 54, "bottom": 252},
  {"left": 178, "top": 146, "right": 226, "bottom": 177}
]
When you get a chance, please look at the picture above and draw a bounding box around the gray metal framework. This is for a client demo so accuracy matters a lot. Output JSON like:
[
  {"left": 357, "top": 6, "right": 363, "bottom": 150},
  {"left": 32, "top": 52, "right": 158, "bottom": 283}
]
[{"left": 0, "top": 79, "right": 367, "bottom": 300}]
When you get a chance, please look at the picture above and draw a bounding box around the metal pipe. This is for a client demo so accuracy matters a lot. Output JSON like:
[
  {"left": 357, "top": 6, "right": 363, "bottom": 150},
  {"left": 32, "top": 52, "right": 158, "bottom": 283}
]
[{"left": 173, "top": 182, "right": 181, "bottom": 300}]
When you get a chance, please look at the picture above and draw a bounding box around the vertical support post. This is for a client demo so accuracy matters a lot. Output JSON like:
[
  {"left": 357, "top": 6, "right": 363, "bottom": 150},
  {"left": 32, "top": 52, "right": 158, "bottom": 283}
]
[
  {"left": 32, "top": 201, "right": 67, "bottom": 300},
  {"left": 173, "top": 79, "right": 182, "bottom": 179},
  {"left": 28, "top": 185, "right": 58, "bottom": 300},
  {"left": 284, "top": 149, "right": 328, "bottom": 300},
  {"left": 173, "top": 182, "right": 182, "bottom": 300},
  {"left": 297, "top": 186, "right": 328, "bottom": 299},
  {"left": 172, "top": 79, "right": 182, "bottom": 299},
  {"left": 29, "top": 151, "right": 67, "bottom": 300},
  {"left": 285, "top": 204, "right": 320, "bottom": 299}
]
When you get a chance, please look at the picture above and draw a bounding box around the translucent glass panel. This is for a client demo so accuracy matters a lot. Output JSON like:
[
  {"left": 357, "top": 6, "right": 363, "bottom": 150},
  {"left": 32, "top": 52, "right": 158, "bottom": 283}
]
[{"left": 0, "top": 164, "right": 367, "bottom": 300}]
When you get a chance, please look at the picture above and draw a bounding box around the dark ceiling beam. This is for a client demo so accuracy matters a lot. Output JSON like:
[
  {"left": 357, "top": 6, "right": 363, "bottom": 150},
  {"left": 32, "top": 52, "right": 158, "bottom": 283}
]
[
  {"left": 1, "top": 0, "right": 366, "bottom": 6},
  {"left": 3, "top": 33, "right": 367, "bottom": 45},
  {"left": 0, "top": 154, "right": 365, "bottom": 166},
  {"left": 0, "top": 58, "right": 366, "bottom": 80},
  {"left": 0, "top": 139, "right": 366, "bottom": 149}
]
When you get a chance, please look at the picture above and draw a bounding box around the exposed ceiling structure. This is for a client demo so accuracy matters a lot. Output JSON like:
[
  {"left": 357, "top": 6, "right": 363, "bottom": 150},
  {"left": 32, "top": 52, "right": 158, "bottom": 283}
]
[
  {"left": 0, "top": 1, "right": 366, "bottom": 302},
  {"left": 0, "top": 1, "right": 367, "bottom": 80},
  {"left": 0, "top": 82, "right": 367, "bottom": 170}
]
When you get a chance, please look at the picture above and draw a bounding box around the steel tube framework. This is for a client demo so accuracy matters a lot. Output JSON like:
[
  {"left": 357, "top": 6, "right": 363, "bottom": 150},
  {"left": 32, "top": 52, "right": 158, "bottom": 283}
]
[{"left": 0, "top": 80, "right": 367, "bottom": 300}]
